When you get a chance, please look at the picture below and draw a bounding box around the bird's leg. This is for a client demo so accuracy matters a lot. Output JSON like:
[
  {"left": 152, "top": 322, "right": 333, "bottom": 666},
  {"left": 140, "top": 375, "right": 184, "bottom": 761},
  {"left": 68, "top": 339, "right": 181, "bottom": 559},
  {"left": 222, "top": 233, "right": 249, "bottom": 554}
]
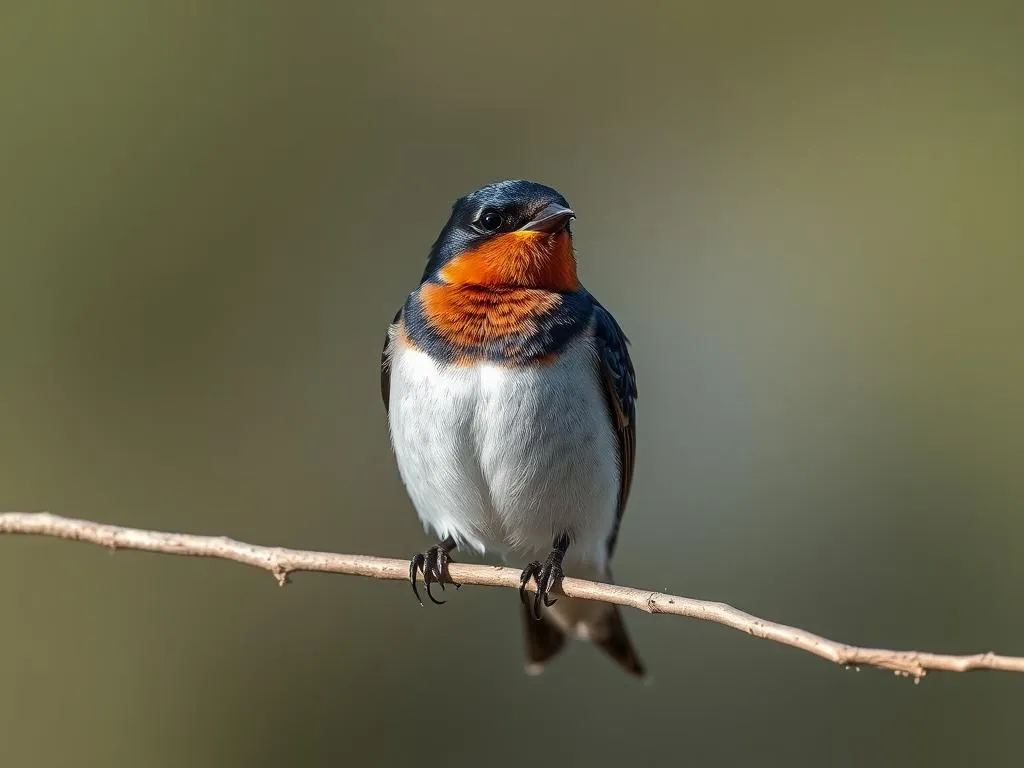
[
  {"left": 519, "top": 532, "right": 570, "bottom": 620},
  {"left": 409, "top": 535, "right": 460, "bottom": 606}
]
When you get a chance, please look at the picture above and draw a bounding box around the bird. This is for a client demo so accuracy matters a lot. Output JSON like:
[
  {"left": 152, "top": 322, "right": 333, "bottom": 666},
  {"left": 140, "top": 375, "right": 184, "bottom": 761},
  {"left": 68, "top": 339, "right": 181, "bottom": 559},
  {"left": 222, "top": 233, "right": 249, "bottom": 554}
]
[{"left": 380, "top": 179, "right": 643, "bottom": 677}]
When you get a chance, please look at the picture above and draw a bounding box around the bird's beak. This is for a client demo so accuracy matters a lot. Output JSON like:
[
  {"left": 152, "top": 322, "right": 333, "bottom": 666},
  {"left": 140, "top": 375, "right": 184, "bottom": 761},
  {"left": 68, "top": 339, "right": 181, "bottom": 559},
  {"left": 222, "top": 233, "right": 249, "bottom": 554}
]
[{"left": 519, "top": 202, "right": 575, "bottom": 233}]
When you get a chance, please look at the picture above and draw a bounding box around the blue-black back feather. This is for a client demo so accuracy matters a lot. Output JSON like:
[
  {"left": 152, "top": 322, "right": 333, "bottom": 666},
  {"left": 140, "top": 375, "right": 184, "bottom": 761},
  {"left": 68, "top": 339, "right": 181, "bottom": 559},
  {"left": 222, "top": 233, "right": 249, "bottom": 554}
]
[{"left": 589, "top": 294, "right": 638, "bottom": 556}]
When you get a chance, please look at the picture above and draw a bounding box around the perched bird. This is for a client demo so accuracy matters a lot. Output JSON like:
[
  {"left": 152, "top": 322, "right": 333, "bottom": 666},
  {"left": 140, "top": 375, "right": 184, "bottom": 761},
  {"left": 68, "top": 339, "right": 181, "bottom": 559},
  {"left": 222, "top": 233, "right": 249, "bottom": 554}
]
[{"left": 381, "top": 180, "right": 643, "bottom": 676}]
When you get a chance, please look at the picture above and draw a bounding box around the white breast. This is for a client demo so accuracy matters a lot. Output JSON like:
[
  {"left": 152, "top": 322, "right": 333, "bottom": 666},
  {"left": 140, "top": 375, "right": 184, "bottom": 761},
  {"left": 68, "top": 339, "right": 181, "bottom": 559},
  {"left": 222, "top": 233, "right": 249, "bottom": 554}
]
[{"left": 387, "top": 334, "right": 620, "bottom": 568}]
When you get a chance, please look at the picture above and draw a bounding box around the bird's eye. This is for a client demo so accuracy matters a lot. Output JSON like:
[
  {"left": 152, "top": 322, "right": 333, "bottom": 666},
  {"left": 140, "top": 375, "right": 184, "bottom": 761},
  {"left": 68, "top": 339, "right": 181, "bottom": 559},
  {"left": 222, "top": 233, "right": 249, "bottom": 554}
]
[{"left": 478, "top": 210, "right": 503, "bottom": 232}]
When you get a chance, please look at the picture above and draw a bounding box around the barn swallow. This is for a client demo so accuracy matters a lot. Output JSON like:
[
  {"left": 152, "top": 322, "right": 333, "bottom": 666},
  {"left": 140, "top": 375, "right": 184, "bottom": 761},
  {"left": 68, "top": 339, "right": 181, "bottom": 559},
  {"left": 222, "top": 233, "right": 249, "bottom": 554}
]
[{"left": 380, "top": 180, "right": 643, "bottom": 677}]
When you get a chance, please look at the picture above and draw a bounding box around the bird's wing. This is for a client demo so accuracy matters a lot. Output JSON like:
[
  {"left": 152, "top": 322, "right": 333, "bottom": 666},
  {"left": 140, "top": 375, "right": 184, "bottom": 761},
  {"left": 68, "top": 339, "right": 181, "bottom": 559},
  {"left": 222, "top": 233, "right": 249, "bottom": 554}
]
[
  {"left": 591, "top": 299, "right": 637, "bottom": 558},
  {"left": 381, "top": 306, "right": 402, "bottom": 414}
]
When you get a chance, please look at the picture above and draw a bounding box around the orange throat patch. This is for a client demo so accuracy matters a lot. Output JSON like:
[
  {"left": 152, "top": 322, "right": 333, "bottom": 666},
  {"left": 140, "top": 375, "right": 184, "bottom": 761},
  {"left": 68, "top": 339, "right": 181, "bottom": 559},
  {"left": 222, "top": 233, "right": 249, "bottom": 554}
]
[
  {"left": 415, "top": 230, "right": 577, "bottom": 358},
  {"left": 418, "top": 283, "right": 561, "bottom": 350},
  {"left": 439, "top": 230, "right": 578, "bottom": 292}
]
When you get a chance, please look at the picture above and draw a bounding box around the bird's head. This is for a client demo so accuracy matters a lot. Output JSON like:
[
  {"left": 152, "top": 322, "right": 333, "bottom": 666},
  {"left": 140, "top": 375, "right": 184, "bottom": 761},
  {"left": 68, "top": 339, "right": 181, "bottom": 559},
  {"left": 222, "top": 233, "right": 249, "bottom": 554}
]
[{"left": 422, "top": 180, "right": 577, "bottom": 292}]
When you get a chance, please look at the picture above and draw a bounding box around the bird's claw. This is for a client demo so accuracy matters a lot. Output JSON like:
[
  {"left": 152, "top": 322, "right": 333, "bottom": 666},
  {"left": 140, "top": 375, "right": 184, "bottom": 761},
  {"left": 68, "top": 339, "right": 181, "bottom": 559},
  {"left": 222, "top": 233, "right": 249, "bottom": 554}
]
[
  {"left": 519, "top": 561, "right": 540, "bottom": 607},
  {"left": 519, "top": 554, "right": 564, "bottom": 620},
  {"left": 409, "top": 541, "right": 460, "bottom": 606}
]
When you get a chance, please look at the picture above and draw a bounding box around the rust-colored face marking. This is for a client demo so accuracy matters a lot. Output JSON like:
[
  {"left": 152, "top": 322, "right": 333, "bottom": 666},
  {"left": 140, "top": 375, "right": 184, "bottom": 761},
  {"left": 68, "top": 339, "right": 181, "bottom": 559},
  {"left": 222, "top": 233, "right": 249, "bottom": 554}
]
[
  {"left": 418, "top": 227, "right": 576, "bottom": 364},
  {"left": 440, "top": 230, "right": 577, "bottom": 292}
]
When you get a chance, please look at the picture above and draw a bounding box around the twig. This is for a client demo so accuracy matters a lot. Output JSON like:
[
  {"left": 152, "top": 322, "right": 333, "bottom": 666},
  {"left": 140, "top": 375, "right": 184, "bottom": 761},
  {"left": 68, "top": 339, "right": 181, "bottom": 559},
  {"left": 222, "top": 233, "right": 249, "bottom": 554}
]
[{"left": 1, "top": 511, "right": 1020, "bottom": 680}]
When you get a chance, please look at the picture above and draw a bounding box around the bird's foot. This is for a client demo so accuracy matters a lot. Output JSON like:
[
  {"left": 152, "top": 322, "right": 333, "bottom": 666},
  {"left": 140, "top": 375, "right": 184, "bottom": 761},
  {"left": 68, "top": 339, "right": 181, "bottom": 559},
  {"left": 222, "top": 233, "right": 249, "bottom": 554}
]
[
  {"left": 409, "top": 536, "right": 460, "bottom": 606},
  {"left": 519, "top": 546, "right": 566, "bottom": 620}
]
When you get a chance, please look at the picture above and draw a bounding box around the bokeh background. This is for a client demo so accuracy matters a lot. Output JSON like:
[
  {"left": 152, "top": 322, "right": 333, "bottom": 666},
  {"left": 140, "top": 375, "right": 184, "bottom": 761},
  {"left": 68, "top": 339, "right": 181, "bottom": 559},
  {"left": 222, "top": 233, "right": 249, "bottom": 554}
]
[{"left": 2, "top": 2, "right": 1022, "bottom": 766}]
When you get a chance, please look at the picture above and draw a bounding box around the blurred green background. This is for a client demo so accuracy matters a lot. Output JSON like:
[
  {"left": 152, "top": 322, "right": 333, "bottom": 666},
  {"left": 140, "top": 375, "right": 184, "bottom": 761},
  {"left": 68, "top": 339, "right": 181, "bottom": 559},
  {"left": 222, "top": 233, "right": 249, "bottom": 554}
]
[{"left": 2, "top": 1, "right": 1022, "bottom": 766}]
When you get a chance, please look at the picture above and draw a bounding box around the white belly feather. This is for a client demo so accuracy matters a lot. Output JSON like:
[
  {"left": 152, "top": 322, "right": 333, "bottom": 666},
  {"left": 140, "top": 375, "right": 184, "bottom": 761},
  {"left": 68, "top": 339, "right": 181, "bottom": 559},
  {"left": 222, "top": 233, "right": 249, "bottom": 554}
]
[{"left": 387, "top": 335, "right": 620, "bottom": 569}]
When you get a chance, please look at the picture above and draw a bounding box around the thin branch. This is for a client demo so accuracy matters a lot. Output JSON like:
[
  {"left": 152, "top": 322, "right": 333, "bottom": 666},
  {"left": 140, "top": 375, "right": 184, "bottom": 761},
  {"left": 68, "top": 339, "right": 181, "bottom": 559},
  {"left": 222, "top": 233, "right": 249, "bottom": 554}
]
[{"left": 1, "top": 512, "right": 1020, "bottom": 680}]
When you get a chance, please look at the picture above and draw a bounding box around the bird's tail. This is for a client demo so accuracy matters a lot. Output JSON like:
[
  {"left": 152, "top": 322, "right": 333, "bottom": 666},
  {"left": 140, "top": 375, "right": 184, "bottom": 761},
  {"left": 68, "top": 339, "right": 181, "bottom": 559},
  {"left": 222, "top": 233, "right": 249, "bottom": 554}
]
[{"left": 521, "top": 562, "right": 645, "bottom": 678}]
